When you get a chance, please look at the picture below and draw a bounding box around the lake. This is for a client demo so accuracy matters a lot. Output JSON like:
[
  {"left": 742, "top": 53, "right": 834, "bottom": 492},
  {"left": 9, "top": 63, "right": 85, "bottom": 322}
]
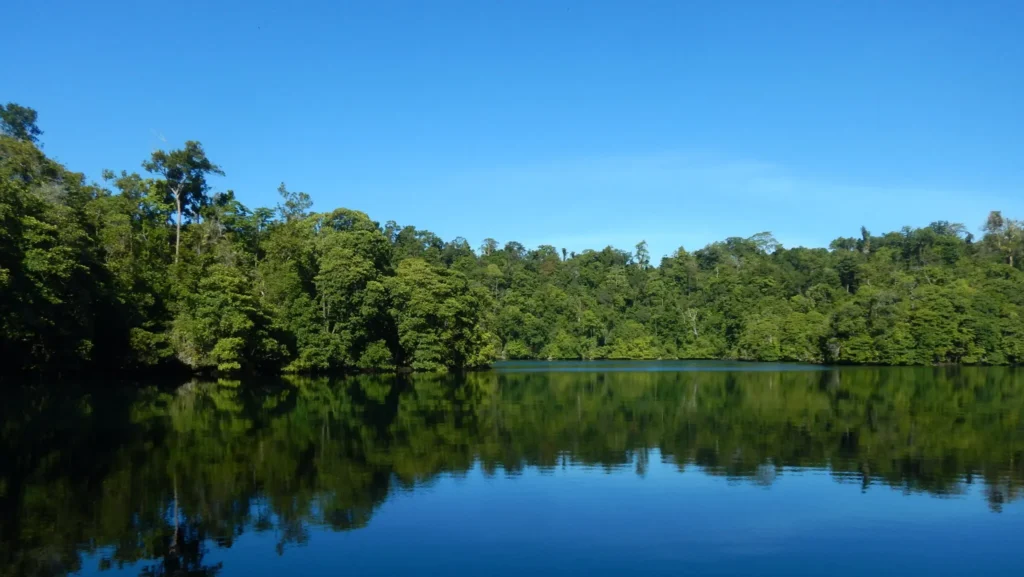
[{"left": 2, "top": 362, "right": 1023, "bottom": 576}]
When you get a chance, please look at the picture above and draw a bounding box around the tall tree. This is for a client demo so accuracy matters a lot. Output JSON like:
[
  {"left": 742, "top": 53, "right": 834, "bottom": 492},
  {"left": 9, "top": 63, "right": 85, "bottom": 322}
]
[
  {"left": 143, "top": 142, "right": 224, "bottom": 262},
  {"left": 983, "top": 210, "right": 1022, "bottom": 267},
  {"left": 276, "top": 182, "right": 313, "bottom": 222}
]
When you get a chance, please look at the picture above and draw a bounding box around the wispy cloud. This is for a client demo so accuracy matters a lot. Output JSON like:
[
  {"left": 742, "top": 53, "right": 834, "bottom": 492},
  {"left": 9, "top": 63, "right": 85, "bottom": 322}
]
[
  {"left": 461, "top": 150, "right": 1002, "bottom": 203},
  {"left": 405, "top": 151, "right": 1022, "bottom": 259}
]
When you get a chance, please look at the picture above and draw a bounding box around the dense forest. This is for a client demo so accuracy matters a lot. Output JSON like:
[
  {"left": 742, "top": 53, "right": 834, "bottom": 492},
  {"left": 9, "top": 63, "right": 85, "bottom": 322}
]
[
  {"left": 2, "top": 368, "right": 1023, "bottom": 575},
  {"left": 3, "top": 103, "right": 1024, "bottom": 375}
]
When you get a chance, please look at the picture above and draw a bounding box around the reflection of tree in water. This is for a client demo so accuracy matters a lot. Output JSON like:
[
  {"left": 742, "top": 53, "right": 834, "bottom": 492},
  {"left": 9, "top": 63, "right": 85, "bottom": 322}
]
[
  {"left": 136, "top": 522, "right": 222, "bottom": 577},
  {"left": 1, "top": 366, "right": 1023, "bottom": 576},
  {"left": 754, "top": 463, "right": 778, "bottom": 486},
  {"left": 983, "top": 478, "right": 1022, "bottom": 513}
]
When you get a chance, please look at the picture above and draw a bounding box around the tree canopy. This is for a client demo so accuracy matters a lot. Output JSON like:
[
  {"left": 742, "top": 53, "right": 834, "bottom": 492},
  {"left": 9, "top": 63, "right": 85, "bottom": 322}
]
[
  {"left": 2, "top": 103, "right": 1024, "bottom": 377},
  {"left": 0, "top": 102, "right": 42, "bottom": 143}
]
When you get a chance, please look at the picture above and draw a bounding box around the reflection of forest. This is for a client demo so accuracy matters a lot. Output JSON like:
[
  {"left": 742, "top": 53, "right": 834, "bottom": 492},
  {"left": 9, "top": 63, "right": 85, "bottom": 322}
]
[{"left": 2, "top": 366, "right": 1023, "bottom": 576}]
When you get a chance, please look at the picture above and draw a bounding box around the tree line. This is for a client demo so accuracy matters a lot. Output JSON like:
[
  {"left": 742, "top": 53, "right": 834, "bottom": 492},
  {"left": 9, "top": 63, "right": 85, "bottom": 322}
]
[
  {"left": 2, "top": 102, "right": 1024, "bottom": 375},
  {"left": 2, "top": 367, "right": 1022, "bottom": 575}
]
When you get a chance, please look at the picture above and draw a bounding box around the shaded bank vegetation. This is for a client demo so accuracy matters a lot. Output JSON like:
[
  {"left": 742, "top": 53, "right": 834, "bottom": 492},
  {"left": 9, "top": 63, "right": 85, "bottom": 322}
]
[
  {"left": 1, "top": 366, "right": 1022, "bottom": 575},
  {"left": 3, "top": 103, "right": 1024, "bottom": 375}
]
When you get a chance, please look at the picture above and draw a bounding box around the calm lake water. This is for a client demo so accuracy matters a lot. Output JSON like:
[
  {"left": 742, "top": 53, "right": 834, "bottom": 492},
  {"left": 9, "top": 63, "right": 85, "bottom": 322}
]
[{"left": 3, "top": 362, "right": 1023, "bottom": 576}]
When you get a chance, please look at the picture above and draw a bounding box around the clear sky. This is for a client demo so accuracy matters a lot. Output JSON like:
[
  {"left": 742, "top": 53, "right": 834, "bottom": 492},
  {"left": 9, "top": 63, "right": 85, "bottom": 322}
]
[{"left": 4, "top": 0, "right": 1023, "bottom": 259}]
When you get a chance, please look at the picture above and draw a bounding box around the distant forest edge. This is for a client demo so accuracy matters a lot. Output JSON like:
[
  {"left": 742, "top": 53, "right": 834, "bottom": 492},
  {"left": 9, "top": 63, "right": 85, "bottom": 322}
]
[{"left": 2, "top": 103, "right": 1023, "bottom": 375}]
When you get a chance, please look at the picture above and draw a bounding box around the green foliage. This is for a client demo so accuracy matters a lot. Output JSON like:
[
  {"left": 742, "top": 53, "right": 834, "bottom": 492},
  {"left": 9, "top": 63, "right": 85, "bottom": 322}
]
[
  {"left": 171, "top": 264, "right": 285, "bottom": 372},
  {"left": 387, "top": 258, "right": 493, "bottom": 371},
  {"left": 3, "top": 102, "right": 1024, "bottom": 376},
  {"left": 462, "top": 217, "right": 1024, "bottom": 366},
  {"left": 357, "top": 339, "right": 395, "bottom": 370},
  {"left": 0, "top": 134, "right": 120, "bottom": 372},
  {"left": 0, "top": 102, "right": 42, "bottom": 143}
]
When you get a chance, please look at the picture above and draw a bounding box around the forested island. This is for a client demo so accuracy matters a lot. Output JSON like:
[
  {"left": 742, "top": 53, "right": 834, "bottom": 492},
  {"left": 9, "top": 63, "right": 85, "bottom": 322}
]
[{"left": 2, "top": 103, "right": 1023, "bottom": 375}]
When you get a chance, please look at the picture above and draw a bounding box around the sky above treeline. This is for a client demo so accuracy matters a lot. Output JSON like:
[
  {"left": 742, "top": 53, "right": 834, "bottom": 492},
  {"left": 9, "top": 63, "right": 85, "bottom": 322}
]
[{"left": 4, "top": 0, "right": 1023, "bottom": 258}]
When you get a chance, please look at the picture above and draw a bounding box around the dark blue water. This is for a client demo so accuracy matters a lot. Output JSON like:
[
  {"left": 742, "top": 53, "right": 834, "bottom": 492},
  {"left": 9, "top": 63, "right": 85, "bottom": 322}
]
[{"left": 3, "top": 363, "right": 1022, "bottom": 576}]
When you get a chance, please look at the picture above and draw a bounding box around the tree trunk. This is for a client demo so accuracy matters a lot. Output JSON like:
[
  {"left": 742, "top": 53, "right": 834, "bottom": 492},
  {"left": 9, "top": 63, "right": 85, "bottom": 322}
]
[
  {"left": 171, "top": 473, "right": 179, "bottom": 554},
  {"left": 175, "top": 195, "right": 182, "bottom": 263}
]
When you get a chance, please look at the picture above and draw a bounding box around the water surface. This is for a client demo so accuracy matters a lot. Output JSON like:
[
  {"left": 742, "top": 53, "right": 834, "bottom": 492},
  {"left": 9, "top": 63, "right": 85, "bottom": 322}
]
[{"left": 2, "top": 363, "right": 1022, "bottom": 576}]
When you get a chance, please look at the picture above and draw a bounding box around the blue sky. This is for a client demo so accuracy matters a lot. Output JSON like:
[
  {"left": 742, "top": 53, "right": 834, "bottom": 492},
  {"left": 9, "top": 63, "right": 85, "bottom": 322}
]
[{"left": 4, "top": 0, "right": 1023, "bottom": 259}]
